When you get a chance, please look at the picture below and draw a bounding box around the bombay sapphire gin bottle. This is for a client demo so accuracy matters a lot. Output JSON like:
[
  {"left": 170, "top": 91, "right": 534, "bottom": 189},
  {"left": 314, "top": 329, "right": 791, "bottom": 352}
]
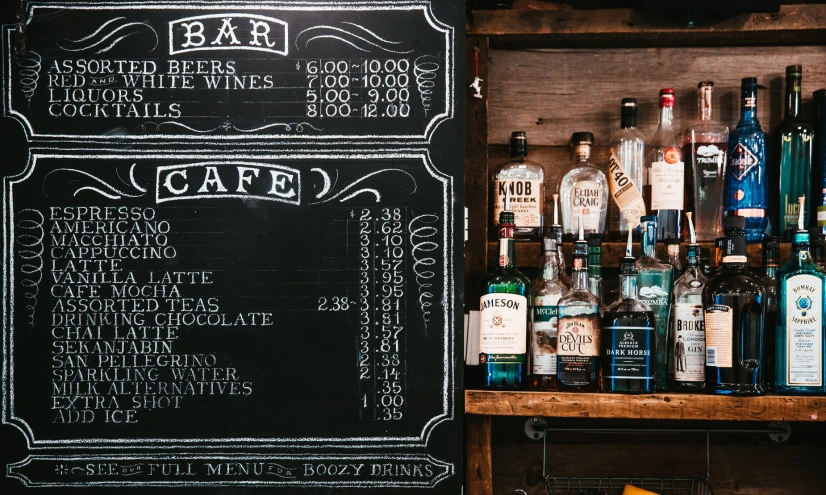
[
  {"left": 703, "top": 216, "right": 766, "bottom": 395},
  {"left": 559, "top": 132, "right": 609, "bottom": 239},
  {"left": 776, "top": 198, "right": 826, "bottom": 394},
  {"left": 492, "top": 131, "right": 545, "bottom": 241},
  {"left": 726, "top": 77, "right": 769, "bottom": 242}
]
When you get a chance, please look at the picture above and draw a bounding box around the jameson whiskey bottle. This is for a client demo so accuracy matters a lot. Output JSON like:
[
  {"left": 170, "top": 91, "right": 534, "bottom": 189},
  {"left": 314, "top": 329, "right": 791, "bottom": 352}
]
[
  {"left": 530, "top": 236, "right": 566, "bottom": 390},
  {"left": 776, "top": 198, "right": 826, "bottom": 394},
  {"left": 778, "top": 66, "right": 815, "bottom": 240},
  {"left": 761, "top": 236, "right": 779, "bottom": 392},
  {"left": 559, "top": 132, "right": 609, "bottom": 239},
  {"left": 479, "top": 208, "right": 530, "bottom": 389},
  {"left": 557, "top": 218, "right": 601, "bottom": 392},
  {"left": 492, "top": 131, "right": 545, "bottom": 241},
  {"left": 703, "top": 216, "right": 766, "bottom": 395},
  {"left": 645, "top": 89, "right": 684, "bottom": 241}
]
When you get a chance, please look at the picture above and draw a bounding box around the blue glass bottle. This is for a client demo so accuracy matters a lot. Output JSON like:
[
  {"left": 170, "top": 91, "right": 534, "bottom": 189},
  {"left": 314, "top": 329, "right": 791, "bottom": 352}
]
[{"left": 725, "top": 77, "right": 769, "bottom": 242}]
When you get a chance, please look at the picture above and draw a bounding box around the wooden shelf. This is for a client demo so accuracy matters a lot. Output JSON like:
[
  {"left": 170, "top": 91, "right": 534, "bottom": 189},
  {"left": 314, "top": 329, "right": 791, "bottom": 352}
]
[{"left": 465, "top": 390, "right": 825, "bottom": 422}]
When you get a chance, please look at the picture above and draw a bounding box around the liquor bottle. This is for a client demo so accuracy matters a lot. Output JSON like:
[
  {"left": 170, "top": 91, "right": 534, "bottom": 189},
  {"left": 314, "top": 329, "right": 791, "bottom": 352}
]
[
  {"left": 602, "top": 228, "right": 657, "bottom": 393},
  {"left": 668, "top": 213, "right": 707, "bottom": 391},
  {"left": 609, "top": 98, "right": 647, "bottom": 240},
  {"left": 645, "top": 88, "right": 684, "bottom": 241},
  {"left": 588, "top": 236, "right": 604, "bottom": 302},
  {"left": 559, "top": 132, "right": 609, "bottom": 239},
  {"left": 761, "top": 236, "right": 779, "bottom": 392},
  {"left": 812, "top": 232, "right": 826, "bottom": 269},
  {"left": 479, "top": 205, "right": 530, "bottom": 389},
  {"left": 551, "top": 193, "right": 571, "bottom": 288},
  {"left": 726, "top": 77, "right": 769, "bottom": 242},
  {"left": 665, "top": 239, "right": 682, "bottom": 275},
  {"left": 776, "top": 197, "right": 826, "bottom": 394},
  {"left": 815, "top": 89, "right": 826, "bottom": 233},
  {"left": 700, "top": 247, "right": 713, "bottom": 277},
  {"left": 703, "top": 215, "right": 766, "bottom": 395},
  {"left": 492, "top": 131, "right": 545, "bottom": 241},
  {"left": 557, "top": 217, "right": 601, "bottom": 392},
  {"left": 636, "top": 215, "right": 674, "bottom": 391},
  {"left": 778, "top": 66, "right": 815, "bottom": 241},
  {"left": 682, "top": 81, "right": 729, "bottom": 241},
  {"left": 713, "top": 237, "right": 725, "bottom": 273},
  {"left": 530, "top": 235, "right": 566, "bottom": 390}
]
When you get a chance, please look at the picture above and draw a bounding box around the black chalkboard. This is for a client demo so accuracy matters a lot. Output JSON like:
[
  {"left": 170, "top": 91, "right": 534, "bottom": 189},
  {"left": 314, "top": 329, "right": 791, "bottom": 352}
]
[{"left": 0, "top": 1, "right": 465, "bottom": 493}]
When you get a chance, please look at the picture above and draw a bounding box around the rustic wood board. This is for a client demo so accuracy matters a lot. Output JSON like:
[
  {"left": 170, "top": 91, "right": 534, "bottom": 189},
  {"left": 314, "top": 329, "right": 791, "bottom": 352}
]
[{"left": 466, "top": 415, "right": 494, "bottom": 495}]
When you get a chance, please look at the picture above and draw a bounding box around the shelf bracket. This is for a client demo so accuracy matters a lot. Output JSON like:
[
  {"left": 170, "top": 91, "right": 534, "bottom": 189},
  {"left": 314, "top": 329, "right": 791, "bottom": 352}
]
[{"left": 524, "top": 416, "right": 547, "bottom": 440}]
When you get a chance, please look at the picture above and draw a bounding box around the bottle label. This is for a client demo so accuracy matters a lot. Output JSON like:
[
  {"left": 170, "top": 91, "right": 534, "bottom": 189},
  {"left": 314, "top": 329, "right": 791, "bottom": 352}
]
[
  {"left": 493, "top": 179, "right": 544, "bottom": 228},
  {"left": 531, "top": 298, "right": 560, "bottom": 375},
  {"left": 729, "top": 143, "right": 759, "bottom": 181},
  {"left": 650, "top": 156, "right": 685, "bottom": 210},
  {"left": 785, "top": 275, "right": 823, "bottom": 386},
  {"left": 603, "top": 326, "right": 655, "bottom": 380},
  {"left": 570, "top": 180, "right": 602, "bottom": 230},
  {"left": 479, "top": 293, "right": 528, "bottom": 363},
  {"left": 704, "top": 304, "right": 733, "bottom": 368},
  {"left": 557, "top": 314, "right": 599, "bottom": 357},
  {"left": 818, "top": 206, "right": 826, "bottom": 227},
  {"left": 607, "top": 150, "right": 647, "bottom": 229},
  {"left": 672, "top": 303, "right": 706, "bottom": 381}
]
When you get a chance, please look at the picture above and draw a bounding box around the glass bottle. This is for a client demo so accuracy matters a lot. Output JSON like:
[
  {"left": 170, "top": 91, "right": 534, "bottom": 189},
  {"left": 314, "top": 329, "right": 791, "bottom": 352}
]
[
  {"left": 726, "top": 77, "right": 769, "bottom": 243},
  {"left": 776, "top": 198, "right": 826, "bottom": 394},
  {"left": 559, "top": 132, "right": 609, "bottom": 239},
  {"left": 700, "top": 247, "right": 713, "bottom": 278},
  {"left": 778, "top": 66, "right": 815, "bottom": 241},
  {"left": 551, "top": 194, "right": 571, "bottom": 288},
  {"left": 682, "top": 81, "right": 729, "bottom": 242},
  {"left": 645, "top": 88, "right": 684, "bottom": 241},
  {"left": 609, "top": 97, "right": 647, "bottom": 240},
  {"left": 588, "top": 236, "right": 604, "bottom": 303},
  {"left": 530, "top": 236, "right": 566, "bottom": 390},
  {"left": 492, "top": 131, "right": 545, "bottom": 241},
  {"left": 760, "top": 236, "right": 779, "bottom": 392},
  {"left": 703, "top": 215, "right": 766, "bottom": 395},
  {"left": 815, "top": 89, "right": 826, "bottom": 233},
  {"left": 665, "top": 239, "right": 682, "bottom": 275},
  {"left": 557, "top": 218, "right": 601, "bottom": 392},
  {"left": 602, "top": 230, "right": 657, "bottom": 393},
  {"left": 812, "top": 233, "right": 826, "bottom": 269},
  {"left": 636, "top": 215, "right": 675, "bottom": 391},
  {"left": 479, "top": 209, "right": 530, "bottom": 389}
]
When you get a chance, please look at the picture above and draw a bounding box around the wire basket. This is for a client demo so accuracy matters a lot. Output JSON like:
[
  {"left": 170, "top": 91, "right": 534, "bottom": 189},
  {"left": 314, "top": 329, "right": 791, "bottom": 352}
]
[{"left": 543, "top": 476, "right": 713, "bottom": 495}]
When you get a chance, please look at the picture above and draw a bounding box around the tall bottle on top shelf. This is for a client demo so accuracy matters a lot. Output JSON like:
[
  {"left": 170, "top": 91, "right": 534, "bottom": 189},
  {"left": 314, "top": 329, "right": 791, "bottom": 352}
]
[
  {"left": 726, "top": 77, "right": 769, "bottom": 242},
  {"left": 551, "top": 193, "right": 571, "bottom": 288},
  {"left": 609, "top": 97, "right": 647, "bottom": 240},
  {"left": 760, "top": 236, "right": 779, "bottom": 392},
  {"left": 492, "top": 131, "right": 545, "bottom": 241},
  {"left": 703, "top": 215, "right": 766, "bottom": 395},
  {"left": 636, "top": 215, "right": 674, "bottom": 391},
  {"left": 778, "top": 66, "right": 815, "bottom": 241},
  {"left": 479, "top": 203, "right": 530, "bottom": 389},
  {"left": 557, "top": 218, "right": 601, "bottom": 392},
  {"left": 814, "top": 89, "right": 826, "bottom": 233},
  {"left": 776, "top": 197, "right": 826, "bottom": 394},
  {"left": 530, "top": 235, "right": 567, "bottom": 390},
  {"left": 645, "top": 88, "right": 684, "bottom": 241},
  {"left": 682, "top": 81, "right": 728, "bottom": 241},
  {"left": 559, "top": 132, "right": 609, "bottom": 239}
]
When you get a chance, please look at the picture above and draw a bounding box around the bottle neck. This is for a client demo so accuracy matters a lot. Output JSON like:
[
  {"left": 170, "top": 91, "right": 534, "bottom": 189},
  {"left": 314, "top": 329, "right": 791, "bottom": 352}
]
[
  {"left": 740, "top": 88, "right": 758, "bottom": 123},
  {"left": 698, "top": 86, "right": 714, "bottom": 121},
  {"left": 572, "top": 268, "right": 589, "bottom": 290},
  {"left": 620, "top": 273, "right": 638, "bottom": 300},
  {"left": 721, "top": 232, "right": 748, "bottom": 268},
  {"left": 641, "top": 225, "right": 657, "bottom": 258},
  {"left": 620, "top": 113, "right": 637, "bottom": 129},
  {"left": 792, "top": 233, "right": 811, "bottom": 262},
  {"left": 657, "top": 106, "right": 674, "bottom": 133},
  {"left": 686, "top": 245, "right": 700, "bottom": 268},
  {"left": 541, "top": 251, "right": 560, "bottom": 282},
  {"left": 785, "top": 76, "right": 802, "bottom": 119},
  {"left": 573, "top": 144, "right": 591, "bottom": 163},
  {"left": 498, "top": 223, "right": 516, "bottom": 269},
  {"left": 571, "top": 246, "right": 589, "bottom": 290},
  {"left": 763, "top": 251, "right": 778, "bottom": 280}
]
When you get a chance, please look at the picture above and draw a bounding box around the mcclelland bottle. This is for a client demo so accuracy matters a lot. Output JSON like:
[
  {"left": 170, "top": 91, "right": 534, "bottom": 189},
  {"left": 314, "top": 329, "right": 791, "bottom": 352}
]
[
  {"left": 760, "top": 236, "right": 779, "bottom": 392},
  {"left": 776, "top": 198, "right": 826, "bottom": 394},
  {"left": 559, "top": 132, "right": 609, "bottom": 239},
  {"left": 726, "top": 77, "right": 768, "bottom": 242},
  {"left": 557, "top": 218, "right": 601, "bottom": 392},
  {"left": 645, "top": 89, "right": 684, "bottom": 241},
  {"left": 682, "top": 82, "right": 728, "bottom": 242},
  {"left": 609, "top": 98, "right": 647, "bottom": 240},
  {"left": 601, "top": 229, "right": 656, "bottom": 393},
  {"left": 492, "top": 131, "right": 545, "bottom": 241},
  {"left": 703, "top": 215, "right": 766, "bottom": 395},
  {"left": 530, "top": 236, "right": 567, "bottom": 390},
  {"left": 778, "top": 66, "right": 815, "bottom": 241},
  {"left": 479, "top": 209, "right": 530, "bottom": 389}
]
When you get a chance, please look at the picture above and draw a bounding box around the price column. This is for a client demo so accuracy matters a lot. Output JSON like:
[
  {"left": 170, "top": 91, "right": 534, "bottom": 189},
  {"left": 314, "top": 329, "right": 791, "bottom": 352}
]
[{"left": 356, "top": 208, "right": 376, "bottom": 419}]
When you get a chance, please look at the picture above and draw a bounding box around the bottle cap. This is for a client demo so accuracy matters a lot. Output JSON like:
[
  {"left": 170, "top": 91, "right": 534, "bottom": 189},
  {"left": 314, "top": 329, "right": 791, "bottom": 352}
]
[
  {"left": 724, "top": 215, "right": 746, "bottom": 231},
  {"left": 659, "top": 88, "right": 675, "bottom": 107},
  {"left": 588, "top": 236, "right": 602, "bottom": 248},
  {"left": 664, "top": 238, "right": 682, "bottom": 245},
  {"left": 698, "top": 81, "right": 714, "bottom": 88},
  {"left": 786, "top": 65, "right": 803, "bottom": 77},
  {"left": 621, "top": 97, "right": 637, "bottom": 107},
  {"left": 543, "top": 236, "right": 557, "bottom": 253},
  {"left": 570, "top": 132, "right": 594, "bottom": 146},
  {"left": 509, "top": 131, "right": 528, "bottom": 158}
]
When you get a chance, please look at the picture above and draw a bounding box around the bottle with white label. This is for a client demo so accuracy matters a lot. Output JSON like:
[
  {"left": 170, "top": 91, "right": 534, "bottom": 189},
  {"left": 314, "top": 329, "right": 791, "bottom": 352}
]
[
  {"left": 776, "top": 197, "right": 826, "bottom": 394},
  {"left": 702, "top": 215, "right": 766, "bottom": 395},
  {"left": 492, "top": 131, "right": 545, "bottom": 241},
  {"left": 479, "top": 209, "right": 530, "bottom": 389},
  {"left": 645, "top": 88, "right": 684, "bottom": 241},
  {"left": 530, "top": 236, "right": 566, "bottom": 390},
  {"left": 559, "top": 132, "right": 609, "bottom": 239}
]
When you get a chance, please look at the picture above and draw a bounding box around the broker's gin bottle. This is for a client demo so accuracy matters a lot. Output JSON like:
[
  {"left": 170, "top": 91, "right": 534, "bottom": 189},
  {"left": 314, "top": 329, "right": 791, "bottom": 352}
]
[
  {"left": 530, "top": 236, "right": 567, "bottom": 390},
  {"left": 609, "top": 98, "right": 647, "bottom": 240},
  {"left": 479, "top": 210, "right": 530, "bottom": 389},
  {"left": 559, "top": 132, "right": 609, "bottom": 239},
  {"left": 703, "top": 215, "right": 766, "bottom": 395},
  {"left": 682, "top": 81, "right": 728, "bottom": 241},
  {"left": 645, "top": 89, "right": 684, "bottom": 241},
  {"left": 726, "top": 77, "right": 769, "bottom": 242},
  {"left": 492, "top": 131, "right": 545, "bottom": 240}
]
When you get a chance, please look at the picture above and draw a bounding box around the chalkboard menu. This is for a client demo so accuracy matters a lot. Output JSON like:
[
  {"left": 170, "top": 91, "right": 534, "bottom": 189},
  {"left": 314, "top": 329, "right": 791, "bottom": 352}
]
[{"left": 0, "top": 1, "right": 464, "bottom": 493}]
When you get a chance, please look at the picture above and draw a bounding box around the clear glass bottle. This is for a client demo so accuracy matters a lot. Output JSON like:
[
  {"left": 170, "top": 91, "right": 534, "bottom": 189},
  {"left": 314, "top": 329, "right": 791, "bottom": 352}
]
[
  {"left": 703, "top": 215, "right": 766, "bottom": 395},
  {"left": 636, "top": 215, "right": 675, "bottom": 391},
  {"left": 557, "top": 219, "right": 601, "bottom": 392},
  {"left": 726, "top": 77, "right": 769, "bottom": 243},
  {"left": 550, "top": 194, "right": 571, "bottom": 288},
  {"left": 645, "top": 89, "right": 684, "bottom": 241},
  {"left": 602, "top": 230, "right": 656, "bottom": 393},
  {"left": 609, "top": 98, "right": 646, "bottom": 240},
  {"left": 492, "top": 131, "right": 545, "bottom": 241},
  {"left": 530, "top": 236, "right": 566, "bottom": 390},
  {"left": 559, "top": 132, "right": 609, "bottom": 239},
  {"left": 588, "top": 236, "right": 604, "bottom": 303},
  {"left": 479, "top": 209, "right": 530, "bottom": 389},
  {"left": 776, "top": 199, "right": 826, "bottom": 394},
  {"left": 682, "top": 82, "right": 729, "bottom": 242},
  {"left": 778, "top": 66, "right": 815, "bottom": 240},
  {"left": 760, "top": 236, "right": 779, "bottom": 392},
  {"left": 665, "top": 239, "right": 682, "bottom": 275},
  {"left": 812, "top": 233, "right": 826, "bottom": 269}
]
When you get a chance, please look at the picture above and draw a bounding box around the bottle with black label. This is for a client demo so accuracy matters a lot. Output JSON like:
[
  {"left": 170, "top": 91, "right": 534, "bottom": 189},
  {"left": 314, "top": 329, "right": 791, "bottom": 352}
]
[
  {"left": 703, "top": 215, "right": 766, "bottom": 395},
  {"left": 530, "top": 235, "right": 567, "bottom": 390},
  {"left": 492, "top": 131, "right": 545, "bottom": 241},
  {"left": 602, "top": 228, "right": 656, "bottom": 392}
]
